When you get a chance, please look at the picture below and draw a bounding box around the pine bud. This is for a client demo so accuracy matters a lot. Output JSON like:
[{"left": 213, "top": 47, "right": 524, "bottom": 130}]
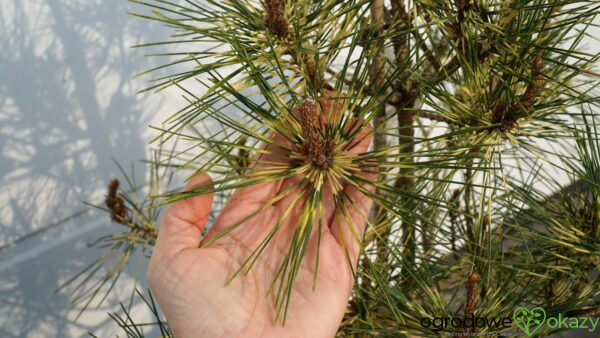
[
  {"left": 106, "top": 179, "right": 128, "bottom": 224},
  {"left": 262, "top": 0, "right": 289, "bottom": 38},
  {"left": 294, "top": 102, "right": 335, "bottom": 170}
]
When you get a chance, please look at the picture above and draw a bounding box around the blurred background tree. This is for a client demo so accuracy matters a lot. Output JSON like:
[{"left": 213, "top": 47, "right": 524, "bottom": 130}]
[{"left": 61, "top": 0, "right": 600, "bottom": 336}]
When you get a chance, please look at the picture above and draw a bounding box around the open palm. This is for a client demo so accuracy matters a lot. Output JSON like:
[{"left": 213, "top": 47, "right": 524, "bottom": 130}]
[{"left": 148, "top": 105, "right": 373, "bottom": 338}]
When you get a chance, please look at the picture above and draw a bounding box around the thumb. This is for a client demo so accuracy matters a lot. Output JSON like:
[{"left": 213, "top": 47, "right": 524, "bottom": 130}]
[{"left": 154, "top": 172, "right": 214, "bottom": 259}]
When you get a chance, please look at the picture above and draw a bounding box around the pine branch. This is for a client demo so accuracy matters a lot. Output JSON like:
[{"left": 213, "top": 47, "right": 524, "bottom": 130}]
[
  {"left": 368, "top": 0, "right": 393, "bottom": 269},
  {"left": 80, "top": 1, "right": 600, "bottom": 336}
]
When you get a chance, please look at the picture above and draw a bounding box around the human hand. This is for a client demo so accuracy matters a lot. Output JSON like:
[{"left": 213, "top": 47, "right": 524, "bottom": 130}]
[{"left": 148, "top": 98, "right": 374, "bottom": 338}]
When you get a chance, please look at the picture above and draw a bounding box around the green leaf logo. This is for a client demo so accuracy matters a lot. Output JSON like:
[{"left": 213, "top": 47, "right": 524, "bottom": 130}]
[{"left": 513, "top": 307, "right": 546, "bottom": 336}]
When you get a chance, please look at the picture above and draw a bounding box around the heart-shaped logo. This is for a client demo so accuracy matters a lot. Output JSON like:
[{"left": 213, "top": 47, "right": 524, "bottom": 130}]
[{"left": 513, "top": 307, "right": 546, "bottom": 336}]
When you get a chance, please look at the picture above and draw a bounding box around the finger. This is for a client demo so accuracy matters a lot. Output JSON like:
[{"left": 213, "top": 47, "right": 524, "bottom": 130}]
[
  {"left": 207, "top": 132, "right": 294, "bottom": 241},
  {"left": 273, "top": 173, "right": 334, "bottom": 233},
  {"left": 318, "top": 90, "right": 345, "bottom": 125},
  {"left": 346, "top": 127, "right": 372, "bottom": 155},
  {"left": 154, "top": 172, "right": 214, "bottom": 258},
  {"left": 329, "top": 123, "right": 375, "bottom": 264},
  {"left": 229, "top": 132, "right": 292, "bottom": 205},
  {"left": 329, "top": 172, "right": 376, "bottom": 265}
]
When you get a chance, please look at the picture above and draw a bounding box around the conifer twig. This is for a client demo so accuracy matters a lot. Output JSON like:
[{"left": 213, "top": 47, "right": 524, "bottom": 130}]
[{"left": 369, "top": 0, "right": 390, "bottom": 266}]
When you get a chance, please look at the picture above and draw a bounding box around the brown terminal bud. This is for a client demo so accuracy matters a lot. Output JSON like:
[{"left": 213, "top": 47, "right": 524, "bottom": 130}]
[
  {"left": 262, "top": 0, "right": 289, "bottom": 38},
  {"left": 106, "top": 179, "right": 128, "bottom": 224},
  {"left": 294, "top": 102, "right": 335, "bottom": 170}
]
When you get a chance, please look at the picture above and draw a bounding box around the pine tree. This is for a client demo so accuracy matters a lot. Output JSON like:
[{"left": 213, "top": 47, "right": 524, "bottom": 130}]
[{"left": 61, "top": 0, "right": 600, "bottom": 336}]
